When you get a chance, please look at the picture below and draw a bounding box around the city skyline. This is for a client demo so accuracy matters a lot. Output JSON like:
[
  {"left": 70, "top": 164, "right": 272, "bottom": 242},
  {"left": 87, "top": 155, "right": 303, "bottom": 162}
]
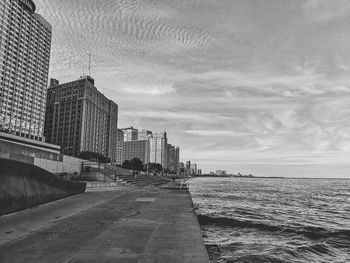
[{"left": 35, "top": 0, "right": 350, "bottom": 177}]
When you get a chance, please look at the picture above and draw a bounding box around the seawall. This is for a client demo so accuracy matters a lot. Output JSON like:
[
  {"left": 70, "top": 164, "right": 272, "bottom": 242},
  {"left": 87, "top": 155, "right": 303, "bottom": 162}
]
[{"left": 0, "top": 158, "right": 86, "bottom": 216}]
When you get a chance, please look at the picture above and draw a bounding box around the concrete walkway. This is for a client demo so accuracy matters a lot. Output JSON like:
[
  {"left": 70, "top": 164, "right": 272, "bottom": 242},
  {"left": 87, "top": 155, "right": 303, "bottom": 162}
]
[{"left": 0, "top": 185, "right": 208, "bottom": 263}]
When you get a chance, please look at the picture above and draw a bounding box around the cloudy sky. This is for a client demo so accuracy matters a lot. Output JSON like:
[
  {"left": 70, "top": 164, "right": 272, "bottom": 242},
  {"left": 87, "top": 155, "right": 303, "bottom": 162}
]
[{"left": 36, "top": 0, "right": 350, "bottom": 177}]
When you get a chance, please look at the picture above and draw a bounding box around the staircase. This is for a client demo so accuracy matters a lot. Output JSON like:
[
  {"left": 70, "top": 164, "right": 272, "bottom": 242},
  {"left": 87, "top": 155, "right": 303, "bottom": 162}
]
[{"left": 81, "top": 162, "right": 171, "bottom": 187}]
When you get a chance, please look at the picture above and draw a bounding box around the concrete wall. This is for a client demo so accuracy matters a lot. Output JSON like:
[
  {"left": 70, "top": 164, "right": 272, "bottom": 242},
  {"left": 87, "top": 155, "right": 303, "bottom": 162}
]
[
  {"left": 0, "top": 138, "right": 84, "bottom": 175},
  {"left": 0, "top": 158, "right": 86, "bottom": 216},
  {"left": 34, "top": 155, "right": 83, "bottom": 175}
]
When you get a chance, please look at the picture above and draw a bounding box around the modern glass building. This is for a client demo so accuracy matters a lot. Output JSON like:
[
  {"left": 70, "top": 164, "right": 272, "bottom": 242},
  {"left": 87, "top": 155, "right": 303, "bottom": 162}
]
[{"left": 0, "top": 0, "right": 52, "bottom": 141}]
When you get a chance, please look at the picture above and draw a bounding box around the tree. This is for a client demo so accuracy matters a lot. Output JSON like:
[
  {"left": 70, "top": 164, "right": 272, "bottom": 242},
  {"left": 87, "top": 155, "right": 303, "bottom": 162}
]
[
  {"left": 121, "top": 160, "right": 131, "bottom": 169},
  {"left": 129, "top": 158, "right": 144, "bottom": 171},
  {"left": 122, "top": 158, "right": 144, "bottom": 171}
]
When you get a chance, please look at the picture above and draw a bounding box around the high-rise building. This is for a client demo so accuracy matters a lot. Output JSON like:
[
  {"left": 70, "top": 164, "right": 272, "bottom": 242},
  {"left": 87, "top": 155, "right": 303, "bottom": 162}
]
[
  {"left": 175, "top": 147, "right": 180, "bottom": 174},
  {"left": 121, "top": 127, "right": 138, "bottom": 141},
  {"left": 116, "top": 128, "right": 124, "bottom": 165},
  {"left": 167, "top": 144, "right": 176, "bottom": 173},
  {"left": 0, "top": 0, "right": 52, "bottom": 141},
  {"left": 44, "top": 76, "right": 118, "bottom": 163},
  {"left": 190, "top": 163, "right": 197, "bottom": 175},
  {"left": 149, "top": 131, "right": 167, "bottom": 168},
  {"left": 123, "top": 140, "right": 149, "bottom": 165},
  {"left": 186, "top": 160, "right": 191, "bottom": 175},
  {"left": 138, "top": 129, "right": 152, "bottom": 140},
  {"left": 179, "top": 162, "right": 185, "bottom": 175}
]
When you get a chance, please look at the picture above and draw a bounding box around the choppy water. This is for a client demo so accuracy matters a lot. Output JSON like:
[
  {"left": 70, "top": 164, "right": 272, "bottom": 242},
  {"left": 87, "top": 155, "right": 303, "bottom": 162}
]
[{"left": 189, "top": 177, "right": 350, "bottom": 263}]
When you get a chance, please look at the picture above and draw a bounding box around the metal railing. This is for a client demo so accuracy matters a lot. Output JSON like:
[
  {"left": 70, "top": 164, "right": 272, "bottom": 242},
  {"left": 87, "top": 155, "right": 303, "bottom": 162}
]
[{"left": 81, "top": 161, "right": 117, "bottom": 182}]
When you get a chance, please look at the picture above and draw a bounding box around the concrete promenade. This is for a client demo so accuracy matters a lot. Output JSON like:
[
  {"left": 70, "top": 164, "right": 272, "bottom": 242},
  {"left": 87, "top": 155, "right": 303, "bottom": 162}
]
[{"left": 0, "top": 183, "right": 209, "bottom": 263}]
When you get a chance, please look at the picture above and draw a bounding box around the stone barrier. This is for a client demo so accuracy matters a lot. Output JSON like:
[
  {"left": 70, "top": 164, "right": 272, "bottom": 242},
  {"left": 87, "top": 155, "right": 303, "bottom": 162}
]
[{"left": 0, "top": 158, "right": 86, "bottom": 216}]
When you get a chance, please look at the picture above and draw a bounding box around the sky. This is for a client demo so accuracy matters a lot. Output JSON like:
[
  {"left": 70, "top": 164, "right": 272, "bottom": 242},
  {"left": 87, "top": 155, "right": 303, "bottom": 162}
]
[{"left": 35, "top": 0, "right": 350, "bottom": 177}]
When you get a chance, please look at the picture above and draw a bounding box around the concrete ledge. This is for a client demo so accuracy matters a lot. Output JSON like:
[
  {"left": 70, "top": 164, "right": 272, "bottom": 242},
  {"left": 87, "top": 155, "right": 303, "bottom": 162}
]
[{"left": 0, "top": 158, "right": 86, "bottom": 216}]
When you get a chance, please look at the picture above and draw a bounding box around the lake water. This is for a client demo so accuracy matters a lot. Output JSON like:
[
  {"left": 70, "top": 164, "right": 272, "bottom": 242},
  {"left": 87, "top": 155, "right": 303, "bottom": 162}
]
[{"left": 189, "top": 177, "right": 350, "bottom": 263}]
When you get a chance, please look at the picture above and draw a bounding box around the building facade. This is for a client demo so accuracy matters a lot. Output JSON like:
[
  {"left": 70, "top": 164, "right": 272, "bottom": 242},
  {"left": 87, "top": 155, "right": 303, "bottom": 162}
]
[
  {"left": 116, "top": 128, "right": 124, "bottom": 165},
  {"left": 121, "top": 127, "right": 138, "bottom": 141},
  {"left": 175, "top": 147, "right": 180, "bottom": 174},
  {"left": 167, "top": 144, "right": 176, "bottom": 173},
  {"left": 0, "top": 0, "right": 52, "bottom": 141},
  {"left": 138, "top": 129, "right": 152, "bottom": 140},
  {"left": 186, "top": 160, "right": 191, "bottom": 175},
  {"left": 149, "top": 131, "right": 167, "bottom": 168},
  {"left": 123, "top": 140, "right": 149, "bottom": 165},
  {"left": 191, "top": 163, "right": 197, "bottom": 175},
  {"left": 44, "top": 76, "right": 118, "bottom": 163}
]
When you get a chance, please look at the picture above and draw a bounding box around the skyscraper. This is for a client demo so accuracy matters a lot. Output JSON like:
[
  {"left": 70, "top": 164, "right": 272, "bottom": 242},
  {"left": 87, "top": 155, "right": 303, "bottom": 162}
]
[
  {"left": 116, "top": 128, "right": 124, "bottom": 165},
  {"left": 138, "top": 129, "right": 152, "bottom": 140},
  {"left": 167, "top": 144, "right": 176, "bottom": 173},
  {"left": 44, "top": 76, "right": 118, "bottom": 163},
  {"left": 0, "top": 0, "right": 52, "bottom": 141},
  {"left": 175, "top": 147, "right": 180, "bottom": 174},
  {"left": 149, "top": 131, "right": 167, "bottom": 168},
  {"left": 186, "top": 161, "right": 191, "bottom": 174},
  {"left": 121, "top": 127, "right": 138, "bottom": 141}
]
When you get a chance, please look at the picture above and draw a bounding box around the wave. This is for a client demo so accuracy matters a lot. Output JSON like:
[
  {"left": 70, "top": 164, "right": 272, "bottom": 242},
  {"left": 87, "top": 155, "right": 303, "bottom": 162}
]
[{"left": 197, "top": 214, "right": 350, "bottom": 240}]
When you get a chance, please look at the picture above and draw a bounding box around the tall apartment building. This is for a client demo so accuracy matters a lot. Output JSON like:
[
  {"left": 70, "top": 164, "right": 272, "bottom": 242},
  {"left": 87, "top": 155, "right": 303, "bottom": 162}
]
[
  {"left": 175, "top": 146, "right": 180, "bottom": 174},
  {"left": 0, "top": 0, "right": 52, "bottom": 141},
  {"left": 149, "top": 131, "right": 167, "bottom": 168},
  {"left": 116, "top": 128, "right": 124, "bottom": 165},
  {"left": 138, "top": 129, "right": 152, "bottom": 140},
  {"left": 44, "top": 76, "right": 118, "bottom": 163},
  {"left": 167, "top": 144, "right": 176, "bottom": 173},
  {"left": 121, "top": 127, "right": 138, "bottom": 141},
  {"left": 123, "top": 140, "right": 149, "bottom": 165},
  {"left": 186, "top": 161, "right": 191, "bottom": 174},
  {"left": 191, "top": 163, "right": 198, "bottom": 175}
]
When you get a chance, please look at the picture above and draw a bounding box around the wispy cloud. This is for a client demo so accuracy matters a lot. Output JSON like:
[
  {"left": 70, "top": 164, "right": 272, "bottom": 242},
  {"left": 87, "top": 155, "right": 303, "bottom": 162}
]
[
  {"left": 120, "top": 85, "right": 174, "bottom": 95},
  {"left": 36, "top": 0, "right": 350, "bottom": 177}
]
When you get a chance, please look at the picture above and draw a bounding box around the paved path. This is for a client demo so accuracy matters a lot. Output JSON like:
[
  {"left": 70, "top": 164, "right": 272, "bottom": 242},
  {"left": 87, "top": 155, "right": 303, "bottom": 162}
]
[{"left": 0, "top": 185, "right": 208, "bottom": 263}]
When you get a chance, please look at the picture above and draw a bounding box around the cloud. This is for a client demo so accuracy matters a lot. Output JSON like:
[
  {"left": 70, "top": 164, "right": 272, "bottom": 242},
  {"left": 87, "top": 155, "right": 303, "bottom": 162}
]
[
  {"left": 302, "top": 0, "right": 350, "bottom": 22},
  {"left": 182, "top": 130, "right": 250, "bottom": 137},
  {"left": 120, "top": 85, "right": 174, "bottom": 95},
  {"left": 35, "top": 0, "right": 350, "bottom": 177}
]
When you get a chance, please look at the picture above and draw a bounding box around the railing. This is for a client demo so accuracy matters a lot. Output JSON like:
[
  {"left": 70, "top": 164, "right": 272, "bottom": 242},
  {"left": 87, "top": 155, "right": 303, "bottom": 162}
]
[{"left": 81, "top": 161, "right": 117, "bottom": 182}]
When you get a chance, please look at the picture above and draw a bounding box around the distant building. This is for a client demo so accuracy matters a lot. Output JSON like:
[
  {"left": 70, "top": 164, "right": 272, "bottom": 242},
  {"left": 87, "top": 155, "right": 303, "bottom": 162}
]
[
  {"left": 123, "top": 140, "right": 149, "bottom": 165},
  {"left": 167, "top": 144, "right": 176, "bottom": 173},
  {"left": 149, "top": 131, "right": 167, "bottom": 168},
  {"left": 215, "top": 170, "right": 222, "bottom": 176},
  {"left": 44, "top": 76, "right": 118, "bottom": 163},
  {"left": 186, "top": 160, "right": 191, "bottom": 175},
  {"left": 186, "top": 161, "right": 191, "bottom": 170},
  {"left": 175, "top": 147, "right": 180, "bottom": 174},
  {"left": 121, "top": 127, "right": 138, "bottom": 141},
  {"left": 179, "top": 162, "right": 185, "bottom": 175},
  {"left": 138, "top": 129, "right": 152, "bottom": 140},
  {"left": 191, "top": 163, "right": 197, "bottom": 175},
  {"left": 116, "top": 129, "right": 124, "bottom": 165},
  {"left": 0, "top": 0, "right": 52, "bottom": 141},
  {"left": 198, "top": 169, "right": 202, "bottom": 175}
]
